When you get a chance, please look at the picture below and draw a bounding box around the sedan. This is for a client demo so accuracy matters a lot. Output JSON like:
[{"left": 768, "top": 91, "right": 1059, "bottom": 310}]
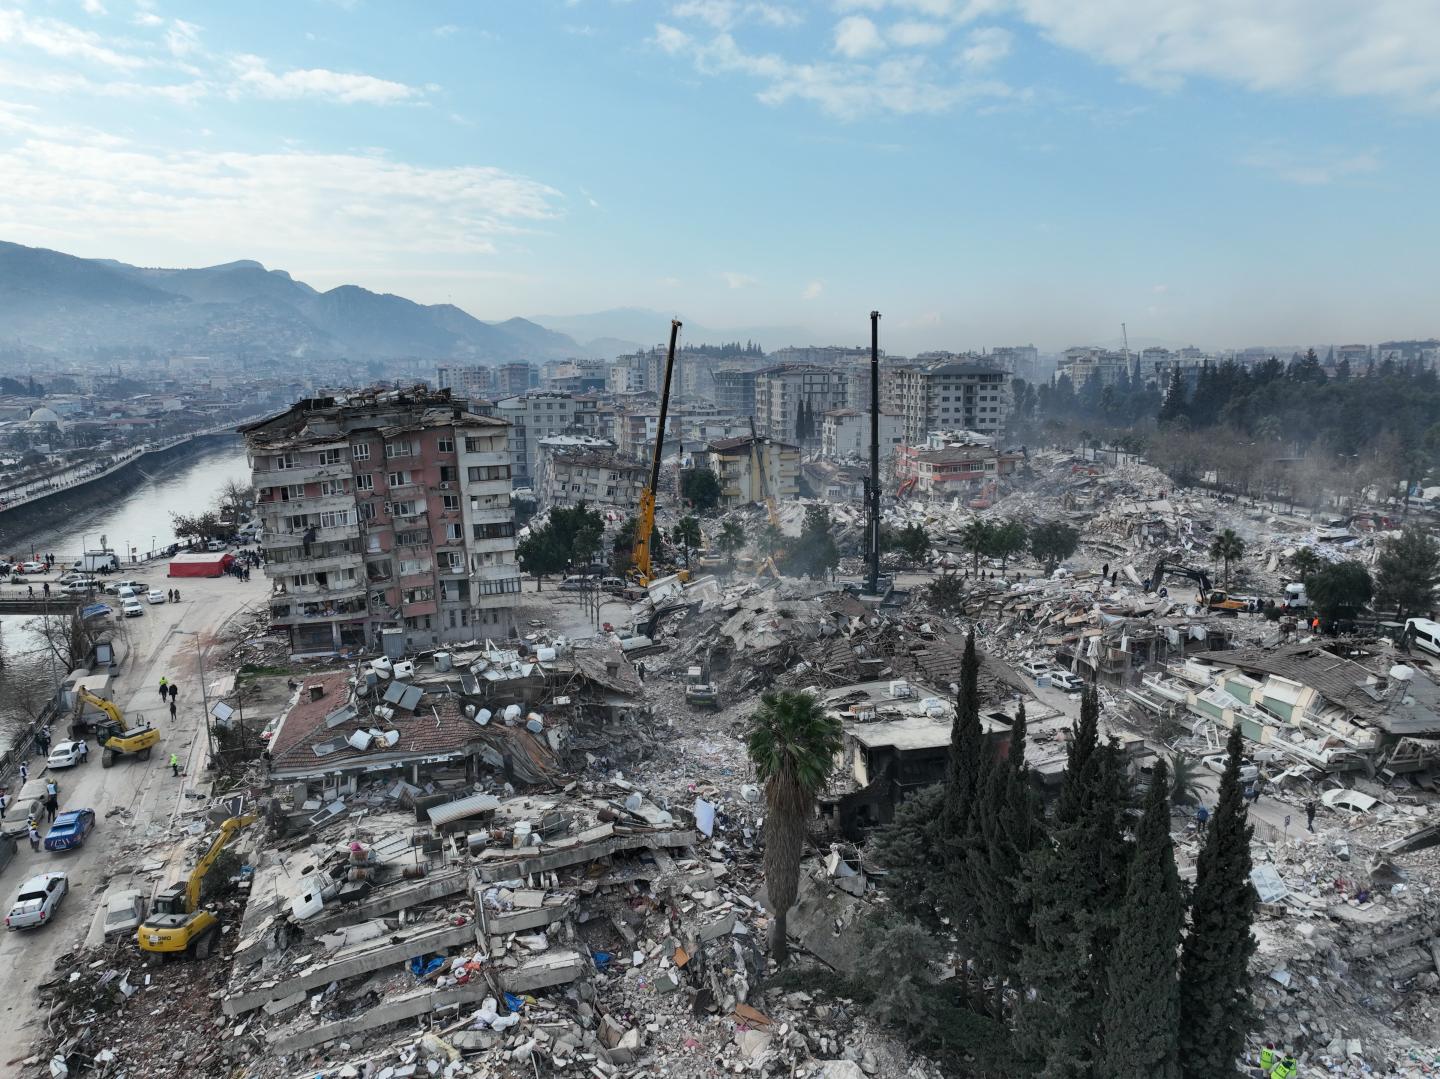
[
  {"left": 121, "top": 599, "right": 144, "bottom": 618},
  {"left": 5, "top": 873, "right": 68, "bottom": 930},
  {"left": 1201, "top": 754, "right": 1260, "bottom": 784},
  {"left": 146, "top": 589, "right": 166, "bottom": 604},
  {"left": 1019, "top": 660, "right": 1056, "bottom": 681},
  {"left": 44, "top": 809, "right": 97, "bottom": 852},
  {"left": 63, "top": 581, "right": 97, "bottom": 595},
  {"left": 19, "top": 561, "right": 44, "bottom": 574},
  {"left": 1049, "top": 671, "right": 1085, "bottom": 692},
  {"left": 46, "top": 742, "right": 86, "bottom": 769},
  {"left": 101, "top": 889, "right": 145, "bottom": 937}
]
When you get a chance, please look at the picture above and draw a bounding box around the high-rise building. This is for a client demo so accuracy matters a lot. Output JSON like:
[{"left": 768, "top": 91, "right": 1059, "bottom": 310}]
[
  {"left": 494, "top": 392, "right": 579, "bottom": 486},
  {"left": 888, "top": 362, "right": 1011, "bottom": 445},
  {"left": 712, "top": 369, "right": 757, "bottom": 416},
  {"left": 242, "top": 386, "right": 521, "bottom": 656},
  {"left": 495, "top": 363, "right": 536, "bottom": 398},
  {"left": 753, "top": 365, "right": 850, "bottom": 442},
  {"left": 436, "top": 364, "right": 494, "bottom": 400}
]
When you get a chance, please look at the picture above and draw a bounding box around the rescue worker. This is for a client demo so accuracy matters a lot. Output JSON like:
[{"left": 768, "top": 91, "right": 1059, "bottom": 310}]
[
  {"left": 158, "top": 676, "right": 168, "bottom": 702},
  {"left": 170, "top": 752, "right": 180, "bottom": 777},
  {"left": 1271, "top": 1052, "right": 1298, "bottom": 1078},
  {"left": 1259, "top": 1042, "right": 1277, "bottom": 1072}
]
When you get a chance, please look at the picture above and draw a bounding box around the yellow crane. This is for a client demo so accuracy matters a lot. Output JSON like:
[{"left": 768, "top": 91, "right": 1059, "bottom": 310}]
[
  {"left": 138, "top": 813, "right": 258, "bottom": 958},
  {"left": 631, "top": 319, "right": 681, "bottom": 586},
  {"left": 75, "top": 688, "right": 160, "bottom": 768}
]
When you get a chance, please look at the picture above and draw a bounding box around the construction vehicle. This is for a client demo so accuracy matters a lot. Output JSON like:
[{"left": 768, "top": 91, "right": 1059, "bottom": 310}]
[
  {"left": 630, "top": 320, "right": 682, "bottom": 587},
  {"left": 897, "top": 476, "right": 917, "bottom": 498},
  {"left": 74, "top": 688, "right": 160, "bottom": 768},
  {"left": 684, "top": 665, "right": 719, "bottom": 710},
  {"left": 138, "top": 813, "right": 258, "bottom": 958},
  {"left": 1147, "top": 559, "right": 1247, "bottom": 612}
]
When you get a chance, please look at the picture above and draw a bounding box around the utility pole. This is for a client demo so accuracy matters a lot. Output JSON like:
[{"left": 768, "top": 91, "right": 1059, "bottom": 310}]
[{"left": 866, "top": 310, "right": 882, "bottom": 596}]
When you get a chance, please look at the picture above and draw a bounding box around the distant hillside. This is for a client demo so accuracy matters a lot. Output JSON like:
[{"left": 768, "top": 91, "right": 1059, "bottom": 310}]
[
  {"left": 529, "top": 306, "right": 814, "bottom": 353},
  {"left": 0, "top": 241, "right": 590, "bottom": 362}
]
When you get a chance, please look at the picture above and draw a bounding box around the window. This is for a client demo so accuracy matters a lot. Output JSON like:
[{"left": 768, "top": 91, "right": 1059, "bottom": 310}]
[
  {"left": 398, "top": 557, "right": 431, "bottom": 576},
  {"left": 437, "top": 437, "right": 454, "bottom": 453},
  {"left": 442, "top": 494, "right": 460, "bottom": 511},
  {"left": 352, "top": 442, "right": 371, "bottom": 461},
  {"left": 358, "top": 501, "right": 376, "bottom": 522},
  {"left": 468, "top": 464, "right": 511, "bottom": 482},
  {"left": 284, "top": 513, "right": 308, "bottom": 532},
  {"left": 318, "top": 448, "right": 343, "bottom": 465},
  {"left": 402, "top": 586, "right": 435, "bottom": 604},
  {"left": 274, "top": 453, "right": 297, "bottom": 470},
  {"left": 438, "top": 465, "right": 456, "bottom": 483},
  {"left": 472, "top": 521, "right": 515, "bottom": 541},
  {"left": 318, "top": 510, "right": 352, "bottom": 528},
  {"left": 320, "top": 479, "right": 349, "bottom": 496},
  {"left": 355, "top": 474, "right": 374, "bottom": 492},
  {"left": 396, "top": 529, "right": 428, "bottom": 547},
  {"left": 445, "top": 551, "right": 465, "bottom": 572},
  {"left": 475, "top": 576, "right": 522, "bottom": 596},
  {"left": 385, "top": 440, "right": 414, "bottom": 459},
  {"left": 386, "top": 500, "right": 417, "bottom": 518},
  {"left": 387, "top": 470, "right": 412, "bottom": 487},
  {"left": 445, "top": 522, "right": 463, "bottom": 542},
  {"left": 464, "top": 436, "right": 491, "bottom": 452}
]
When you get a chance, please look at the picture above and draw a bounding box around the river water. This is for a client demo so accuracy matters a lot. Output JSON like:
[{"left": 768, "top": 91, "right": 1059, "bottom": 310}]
[{"left": 0, "top": 443, "right": 251, "bottom": 744}]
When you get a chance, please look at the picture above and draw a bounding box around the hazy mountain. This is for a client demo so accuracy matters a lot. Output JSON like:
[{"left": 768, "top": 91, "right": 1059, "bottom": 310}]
[
  {"left": 529, "top": 306, "right": 814, "bottom": 353},
  {"left": 0, "top": 241, "right": 589, "bottom": 362}
]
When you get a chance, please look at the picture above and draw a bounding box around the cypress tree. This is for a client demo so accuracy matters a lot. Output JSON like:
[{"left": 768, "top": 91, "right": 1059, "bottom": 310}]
[
  {"left": 1178, "top": 726, "right": 1258, "bottom": 1079},
  {"left": 1056, "top": 685, "right": 1100, "bottom": 825},
  {"left": 939, "top": 632, "right": 984, "bottom": 936},
  {"left": 1100, "top": 760, "right": 1183, "bottom": 1079},
  {"left": 872, "top": 782, "right": 946, "bottom": 928}
]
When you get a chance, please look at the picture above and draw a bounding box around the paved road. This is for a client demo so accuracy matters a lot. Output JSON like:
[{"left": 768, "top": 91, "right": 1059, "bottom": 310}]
[{"left": 0, "top": 571, "right": 265, "bottom": 1073}]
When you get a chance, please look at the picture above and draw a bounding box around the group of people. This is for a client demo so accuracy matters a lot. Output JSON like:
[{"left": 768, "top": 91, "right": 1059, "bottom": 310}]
[
  {"left": 1256, "top": 1043, "right": 1299, "bottom": 1077},
  {"left": 165, "top": 588, "right": 183, "bottom": 602}
]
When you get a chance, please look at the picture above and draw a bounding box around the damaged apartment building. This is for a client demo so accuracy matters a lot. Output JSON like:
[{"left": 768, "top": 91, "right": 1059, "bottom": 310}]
[{"left": 242, "top": 387, "right": 523, "bottom": 657}]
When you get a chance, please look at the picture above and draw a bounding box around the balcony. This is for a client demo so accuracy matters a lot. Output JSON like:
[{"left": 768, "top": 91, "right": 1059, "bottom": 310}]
[
  {"left": 264, "top": 548, "right": 363, "bottom": 575},
  {"left": 270, "top": 580, "right": 367, "bottom": 602},
  {"left": 269, "top": 596, "right": 368, "bottom": 625},
  {"left": 265, "top": 522, "right": 361, "bottom": 549},
  {"left": 263, "top": 460, "right": 352, "bottom": 486}
]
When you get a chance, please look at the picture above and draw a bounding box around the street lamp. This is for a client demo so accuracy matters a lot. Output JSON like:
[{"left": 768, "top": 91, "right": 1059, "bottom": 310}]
[{"left": 178, "top": 630, "right": 214, "bottom": 763}]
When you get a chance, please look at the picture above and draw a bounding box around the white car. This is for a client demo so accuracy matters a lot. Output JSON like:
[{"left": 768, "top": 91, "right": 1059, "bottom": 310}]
[
  {"left": 101, "top": 889, "right": 145, "bottom": 937},
  {"left": 1049, "top": 671, "right": 1085, "bottom": 692},
  {"left": 19, "top": 561, "right": 44, "bottom": 574},
  {"left": 46, "top": 741, "right": 86, "bottom": 769},
  {"left": 1201, "top": 754, "right": 1260, "bottom": 784},
  {"left": 63, "top": 581, "right": 97, "bottom": 595},
  {"left": 206, "top": 539, "right": 227, "bottom": 552},
  {"left": 121, "top": 599, "right": 144, "bottom": 618},
  {"left": 116, "top": 586, "right": 139, "bottom": 599},
  {"left": 1019, "top": 660, "right": 1056, "bottom": 681},
  {"left": 6, "top": 872, "right": 68, "bottom": 930},
  {"left": 146, "top": 589, "right": 166, "bottom": 604}
]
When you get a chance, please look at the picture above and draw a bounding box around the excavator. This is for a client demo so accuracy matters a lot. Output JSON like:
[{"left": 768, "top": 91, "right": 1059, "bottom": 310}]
[
  {"left": 749, "top": 416, "right": 783, "bottom": 579},
  {"left": 73, "top": 688, "right": 160, "bottom": 768},
  {"left": 630, "top": 320, "right": 685, "bottom": 587},
  {"left": 1147, "top": 558, "right": 1248, "bottom": 612},
  {"left": 138, "top": 813, "right": 258, "bottom": 958}
]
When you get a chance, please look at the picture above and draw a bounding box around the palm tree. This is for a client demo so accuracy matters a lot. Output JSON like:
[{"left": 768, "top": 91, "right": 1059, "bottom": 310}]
[
  {"left": 671, "top": 515, "right": 702, "bottom": 571},
  {"left": 715, "top": 520, "right": 745, "bottom": 572},
  {"left": 1288, "top": 546, "right": 1321, "bottom": 584},
  {"left": 747, "top": 689, "right": 843, "bottom": 965},
  {"left": 1208, "top": 528, "right": 1245, "bottom": 589},
  {"left": 960, "top": 518, "right": 992, "bottom": 573},
  {"left": 1168, "top": 754, "right": 1206, "bottom": 807}
]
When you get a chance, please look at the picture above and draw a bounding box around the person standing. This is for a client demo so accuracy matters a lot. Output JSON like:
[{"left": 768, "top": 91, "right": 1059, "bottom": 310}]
[
  {"left": 27, "top": 824, "right": 39, "bottom": 852},
  {"left": 18, "top": 760, "right": 27, "bottom": 784},
  {"left": 170, "top": 752, "right": 180, "bottom": 777},
  {"left": 43, "top": 792, "right": 56, "bottom": 820},
  {"left": 158, "top": 676, "right": 168, "bottom": 702},
  {"left": 169, "top": 700, "right": 177, "bottom": 721},
  {"left": 168, "top": 683, "right": 177, "bottom": 703},
  {"left": 78, "top": 741, "right": 88, "bottom": 764},
  {"left": 0, "top": 789, "right": 8, "bottom": 819},
  {"left": 1305, "top": 799, "right": 1317, "bottom": 833}
]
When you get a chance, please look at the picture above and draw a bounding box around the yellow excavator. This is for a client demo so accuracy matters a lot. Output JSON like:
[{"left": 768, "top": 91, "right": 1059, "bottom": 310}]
[
  {"left": 138, "top": 813, "right": 258, "bottom": 958},
  {"left": 74, "top": 688, "right": 160, "bottom": 768},
  {"left": 631, "top": 319, "right": 687, "bottom": 587}
]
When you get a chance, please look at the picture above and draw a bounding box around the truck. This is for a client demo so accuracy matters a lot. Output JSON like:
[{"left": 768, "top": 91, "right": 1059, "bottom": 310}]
[
  {"left": 1281, "top": 582, "right": 1309, "bottom": 610},
  {"left": 73, "top": 550, "right": 120, "bottom": 573}
]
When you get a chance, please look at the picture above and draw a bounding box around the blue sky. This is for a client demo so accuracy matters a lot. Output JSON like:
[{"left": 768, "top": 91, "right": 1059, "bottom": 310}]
[{"left": 0, "top": 0, "right": 1436, "bottom": 352}]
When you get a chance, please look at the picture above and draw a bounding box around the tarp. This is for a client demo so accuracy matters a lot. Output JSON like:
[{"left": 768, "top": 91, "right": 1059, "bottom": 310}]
[{"left": 168, "top": 552, "right": 234, "bottom": 578}]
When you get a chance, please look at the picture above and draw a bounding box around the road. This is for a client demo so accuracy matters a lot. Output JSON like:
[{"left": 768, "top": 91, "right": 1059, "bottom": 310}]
[{"left": 0, "top": 569, "right": 265, "bottom": 1072}]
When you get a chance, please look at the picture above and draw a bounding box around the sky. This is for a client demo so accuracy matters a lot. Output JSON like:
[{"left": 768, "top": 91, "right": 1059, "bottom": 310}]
[{"left": 0, "top": 0, "right": 1437, "bottom": 353}]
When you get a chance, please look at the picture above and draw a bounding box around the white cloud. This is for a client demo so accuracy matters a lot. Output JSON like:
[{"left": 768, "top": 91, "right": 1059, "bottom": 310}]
[
  {"left": 0, "top": 132, "right": 563, "bottom": 259},
  {"left": 802, "top": 280, "right": 824, "bottom": 299},
  {"left": 0, "top": 9, "right": 146, "bottom": 69},
  {"left": 888, "top": 20, "right": 946, "bottom": 47},
  {"left": 132, "top": 11, "right": 163, "bottom": 27},
  {"left": 653, "top": 23, "right": 692, "bottom": 53},
  {"left": 1151, "top": 283, "right": 1168, "bottom": 294},
  {"left": 1012, "top": 0, "right": 1440, "bottom": 109},
  {"left": 1240, "top": 144, "right": 1380, "bottom": 185},
  {"left": 432, "top": 24, "right": 460, "bottom": 37},
  {"left": 81, "top": 0, "right": 106, "bottom": 15},
  {"left": 834, "top": 14, "right": 885, "bottom": 58},
  {"left": 959, "top": 25, "right": 1010, "bottom": 69},
  {"left": 721, "top": 270, "right": 757, "bottom": 288},
  {"left": 580, "top": 185, "right": 600, "bottom": 208},
  {"left": 670, "top": 2, "right": 801, "bottom": 31},
  {"left": 228, "top": 55, "right": 423, "bottom": 105},
  {"left": 165, "top": 19, "right": 201, "bottom": 58}
]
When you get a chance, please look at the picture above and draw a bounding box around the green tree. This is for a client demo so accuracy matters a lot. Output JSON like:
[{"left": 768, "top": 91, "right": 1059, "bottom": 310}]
[
  {"left": 1208, "top": 528, "right": 1245, "bottom": 589},
  {"left": 959, "top": 518, "right": 992, "bottom": 572},
  {"left": 714, "top": 520, "right": 745, "bottom": 568},
  {"left": 938, "top": 633, "right": 984, "bottom": 943},
  {"left": 1306, "top": 560, "right": 1373, "bottom": 620},
  {"left": 872, "top": 783, "right": 946, "bottom": 928},
  {"left": 171, "top": 510, "right": 226, "bottom": 542},
  {"left": 517, "top": 528, "right": 565, "bottom": 589},
  {"left": 986, "top": 518, "right": 1028, "bottom": 571},
  {"left": 681, "top": 467, "right": 723, "bottom": 511},
  {"left": 1178, "top": 726, "right": 1258, "bottom": 1079},
  {"left": 892, "top": 522, "right": 931, "bottom": 565},
  {"left": 670, "top": 515, "right": 702, "bottom": 570},
  {"left": 925, "top": 572, "right": 967, "bottom": 615},
  {"left": 1375, "top": 527, "right": 1440, "bottom": 621},
  {"left": 781, "top": 505, "right": 840, "bottom": 580},
  {"left": 747, "top": 690, "right": 843, "bottom": 965},
  {"left": 1030, "top": 521, "right": 1080, "bottom": 574},
  {"left": 1287, "top": 546, "right": 1322, "bottom": 583},
  {"left": 1167, "top": 754, "right": 1206, "bottom": 807},
  {"left": 519, "top": 503, "right": 606, "bottom": 587},
  {"left": 1099, "top": 759, "right": 1183, "bottom": 1079}
]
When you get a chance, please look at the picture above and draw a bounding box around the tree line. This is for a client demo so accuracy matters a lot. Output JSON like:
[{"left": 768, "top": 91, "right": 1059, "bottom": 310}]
[{"left": 747, "top": 636, "right": 1261, "bottom": 1077}]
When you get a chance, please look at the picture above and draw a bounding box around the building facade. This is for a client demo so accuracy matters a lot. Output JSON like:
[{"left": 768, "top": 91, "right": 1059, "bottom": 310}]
[
  {"left": 436, "top": 364, "right": 493, "bottom": 400},
  {"left": 243, "top": 387, "right": 521, "bottom": 657},
  {"left": 711, "top": 369, "right": 758, "bottom": 417},
  {"left": 820, "top": 407, "right": 904, "bottom": 462},
  {"left": 536, "top": 443, "right": 649, "bottom": 513},
  {"left": 494, "top": 392, "right": 579, "bottom": 486},
  {"left": 889, "top": 362, "right": 1011, "bottom": 445},
  {"left": 705, "top": 435, "right": 800, "bottom": 507},
  {"left": 894, "top": 438, "right": 1021, "bottom": 498},
  {"left": 753, "top": 365, "right": 851, "bottom": 442}
]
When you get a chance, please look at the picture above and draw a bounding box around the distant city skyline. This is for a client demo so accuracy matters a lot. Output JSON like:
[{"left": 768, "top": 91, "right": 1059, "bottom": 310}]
[{"left": 0, "top": 1, "right": 1436, "bottom": 352}]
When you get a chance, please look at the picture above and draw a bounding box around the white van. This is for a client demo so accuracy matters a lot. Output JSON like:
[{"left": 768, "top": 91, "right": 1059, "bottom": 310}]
[{"left": 1405, "top": 618, "right": 1440, "bottom": 658}]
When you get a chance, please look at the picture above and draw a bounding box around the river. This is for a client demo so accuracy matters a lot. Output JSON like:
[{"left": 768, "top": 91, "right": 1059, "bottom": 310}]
[{"left": 0, "top": 443, "right": 251, "bottom": 745}]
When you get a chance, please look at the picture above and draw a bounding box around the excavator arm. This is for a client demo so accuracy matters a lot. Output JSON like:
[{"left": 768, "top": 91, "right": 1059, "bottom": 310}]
[
  {"left": 185, "top": 814, "right": 258, "bottom": 912},
  {"left": 77, "top": 688, "right": 126, "bottom": 731}
]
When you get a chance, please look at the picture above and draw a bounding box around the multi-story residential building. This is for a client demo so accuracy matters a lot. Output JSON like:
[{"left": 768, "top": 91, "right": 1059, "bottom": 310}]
[
  {"left": 895, "top": 436, "right": 1021, "bottom": 499},
  {"left": 704, "top": 435, "right": 800, "bottom": 508},
  {"left": 494, "top": 392, "right": 578, "bottom": 486},
  {"left": 1056, "top": 348, "right": 1131, "bottom": 390},
  {"left": 495, "top": 363, "right": 536, "bottom": 398},
  {"left": 242, "top": 386, "right": 521, "bottom": 657},
  {"left": 753, "top": 365, "right": 850, "bottom": 442},
  {"left": 770, "top": 345, "right": 877, "bottom": 366},
  {"left": 990, "top": 345, "right": 1040, "bottom": 382},
  {"left": 820, "top": 407, "right": 904, "bottom": 461},
  {"left": 889, "top": 362, "right": 1011, "bottom": 446},
  {"left": 534, "top": 438, "right": 649, "bottom": 512},
  {"left": 711, "top": 369, "right": 757, "bottom": 417},
  {"left": 436, "top": 364, "right": 494, "bottom": 401},
  {"left": 542, "top": 359, "right": 608, "bottom": 394},
  {"left": 609, "top": 352, "right": 650, "bottom": 394}
]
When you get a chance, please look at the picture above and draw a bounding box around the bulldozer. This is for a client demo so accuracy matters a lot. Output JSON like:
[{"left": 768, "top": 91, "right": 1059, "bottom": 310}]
[
  {"left": 684, "top": 665, "right": 719, "bottom": 710},
  {"left": 138, "top": 814, "right": 258, "bottom": 959},
  {"left": 74, "top": 688, "right": 160, "bottom": 767}
]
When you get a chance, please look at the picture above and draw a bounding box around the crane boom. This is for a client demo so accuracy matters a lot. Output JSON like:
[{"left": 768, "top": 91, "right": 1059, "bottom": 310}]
[{"left": 631, "top": 320, "right": 680, "bottom": 585}]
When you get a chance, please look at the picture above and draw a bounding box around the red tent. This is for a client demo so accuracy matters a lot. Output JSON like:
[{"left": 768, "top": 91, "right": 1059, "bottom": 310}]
[{"left": 168, "top": 552, "right": 235, "bottom": 578}]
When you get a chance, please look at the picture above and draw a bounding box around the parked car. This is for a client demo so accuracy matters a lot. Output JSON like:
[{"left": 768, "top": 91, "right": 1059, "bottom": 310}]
[
  {"left": 146, "top": 589, "right": 166, "bottom": 604},
  {"left": 1018, "top": 660, "right": 1055, "bottom": 681},
  {"left": 56, "top": 572, "right": 86, "bottom": 584},
  {"left": 206, "top": 539, "right": 228, "bottom": 552},
  {"left": 1049, "top": 671, "right": 1085, "bottom": 692},
  {"left": 6, "top": 872, "right": 68, "bottom": 929},
  {"left": 559, "top": 576, "right": 594, "bottom": 591},
  {"left": 1202, "top": 754, "right": 1260, "bottom": 784},
  {"left": 19, "top": 561, "right": 44, "bottom": 574},
  {"left": 101, "top": 889, "right": 146, "bottom": 937},
  {"left": 63, "top": 581, "right": 97, "bottom": 595},
  {"left": 46, "top": 741, "right": 86, "bottom": 769},
  {"left": 44, "top": 809, "right": 97, "bottom": 852},
  {"left": 600, "top": 577, "right": 625, "bottom": 594},
  {"left": 103, "top": 579, "right": 147, "bottom": 595},
  {"left": 121, "top": 599, "right": 144, "bottom": 618}
]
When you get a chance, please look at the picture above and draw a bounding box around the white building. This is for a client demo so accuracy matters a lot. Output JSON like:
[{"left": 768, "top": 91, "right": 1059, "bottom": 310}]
[{"left": 820, "top": 408, "right": 904, "bottom": 462}]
